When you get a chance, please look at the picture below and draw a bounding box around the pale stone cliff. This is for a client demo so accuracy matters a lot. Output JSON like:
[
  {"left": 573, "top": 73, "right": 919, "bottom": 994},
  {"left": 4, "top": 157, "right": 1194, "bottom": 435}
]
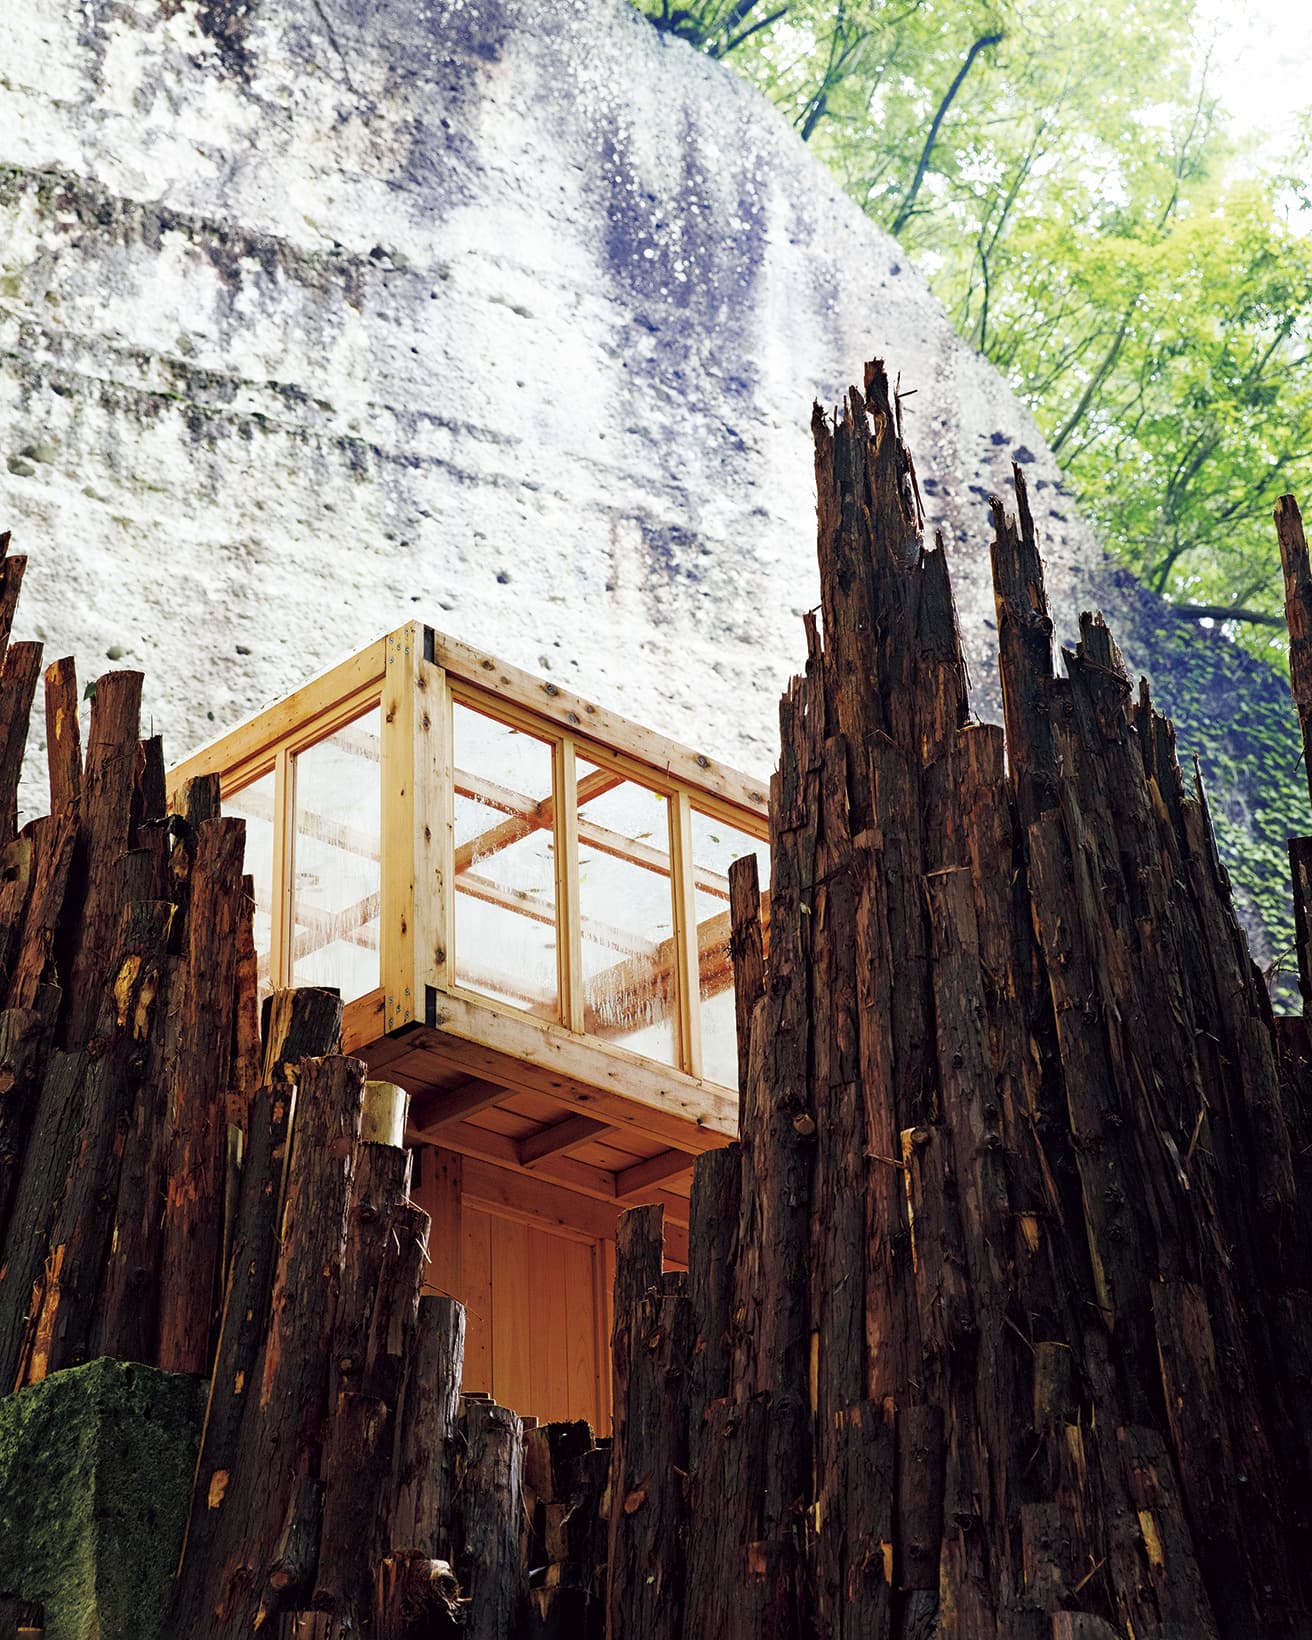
[{"left": 0, "top": 0, "right": 1299, "bottom": 956}]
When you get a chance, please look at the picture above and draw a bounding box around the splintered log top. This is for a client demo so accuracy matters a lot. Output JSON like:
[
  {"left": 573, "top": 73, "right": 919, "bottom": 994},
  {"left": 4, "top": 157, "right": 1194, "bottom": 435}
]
[{"left": 607, "top": 361, "right": 1312, "bottom": 1640}]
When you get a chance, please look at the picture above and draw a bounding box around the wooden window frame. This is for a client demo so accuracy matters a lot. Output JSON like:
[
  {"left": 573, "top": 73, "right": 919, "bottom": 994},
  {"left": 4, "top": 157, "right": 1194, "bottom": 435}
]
[{"left": 166, "top": 624, "right": 769, "bottom": 1094}]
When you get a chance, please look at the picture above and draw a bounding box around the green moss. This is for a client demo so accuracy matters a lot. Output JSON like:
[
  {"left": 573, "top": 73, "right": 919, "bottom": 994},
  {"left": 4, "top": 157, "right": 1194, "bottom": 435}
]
[
  {"left": 0, "top": 1358, "right": 205, "bottom": 1640},
  {"left": 1134, "top": 612, "right": 1307, "bottom": 1008}
]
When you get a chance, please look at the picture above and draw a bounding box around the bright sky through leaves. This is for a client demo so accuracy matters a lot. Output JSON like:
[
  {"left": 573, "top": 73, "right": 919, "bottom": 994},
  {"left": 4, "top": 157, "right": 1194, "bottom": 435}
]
[{"left": 1199, "top": 0, "right": 1312, "bottom": 159}]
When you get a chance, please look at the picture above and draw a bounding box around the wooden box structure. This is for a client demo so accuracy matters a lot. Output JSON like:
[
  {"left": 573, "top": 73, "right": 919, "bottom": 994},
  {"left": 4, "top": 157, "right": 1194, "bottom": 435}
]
[{"left": 167, "top": 625, "right": 769, "bottom": 1428}]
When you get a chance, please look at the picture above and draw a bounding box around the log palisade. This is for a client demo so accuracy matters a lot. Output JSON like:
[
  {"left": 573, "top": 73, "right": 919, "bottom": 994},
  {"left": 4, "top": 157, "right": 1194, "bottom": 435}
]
[
  {"left": 609, "top": 364, "right": 1312, "bottom": 1638},
  {"left": 3, "top": 360, "right": 1312, "bottom": 1636}
]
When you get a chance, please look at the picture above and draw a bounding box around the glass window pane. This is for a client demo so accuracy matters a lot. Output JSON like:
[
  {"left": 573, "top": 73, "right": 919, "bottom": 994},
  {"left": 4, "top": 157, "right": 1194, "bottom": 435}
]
[
  {"left": 291, "top": 708, "right": 381, "bottom": 1000},
  {"left": 691, "top": 809, "right": 768, "bottom": 1089},
  {"left": 577, "top": 764, "right": 678, "bottom": 1066},
  {"left": 453, "top": 704, "right": 559, "bottom": 1018},
  {"left": 224, "top": 769, "right": 276, "bottom": 999}
]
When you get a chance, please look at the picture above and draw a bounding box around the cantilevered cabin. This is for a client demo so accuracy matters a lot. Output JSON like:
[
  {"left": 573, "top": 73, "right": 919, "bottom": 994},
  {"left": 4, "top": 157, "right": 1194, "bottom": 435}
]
[{"left": 167, "top": 625, "right": 769, "bottom": 1429}]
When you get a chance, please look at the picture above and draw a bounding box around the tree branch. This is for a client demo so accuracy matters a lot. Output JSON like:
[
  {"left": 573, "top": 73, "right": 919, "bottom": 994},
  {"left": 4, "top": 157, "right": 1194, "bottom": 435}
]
[
  {"left": 889, "top": 31, "right": 1003, "bottom": 236},
  {"left": 715, "top": 4, "right": 789, "bottom": 57},
  {"left": 1170, "top": 601, "right": 1286, "bottom": 629},
  {"left": 1050, "top": 308, "right": 1132, "bottom": 456}
]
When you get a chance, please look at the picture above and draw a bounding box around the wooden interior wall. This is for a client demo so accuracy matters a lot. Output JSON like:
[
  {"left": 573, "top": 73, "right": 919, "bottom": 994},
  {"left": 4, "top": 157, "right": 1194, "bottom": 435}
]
[{"left": 411, "top": 1144, "right": 614, "bottom": 1430}]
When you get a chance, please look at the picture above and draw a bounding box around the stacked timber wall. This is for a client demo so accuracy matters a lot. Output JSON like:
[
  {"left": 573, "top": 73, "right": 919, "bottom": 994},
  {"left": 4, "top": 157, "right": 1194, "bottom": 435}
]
[{"left": 606, "top": 364, "right": 1312, "bottom": 1638}]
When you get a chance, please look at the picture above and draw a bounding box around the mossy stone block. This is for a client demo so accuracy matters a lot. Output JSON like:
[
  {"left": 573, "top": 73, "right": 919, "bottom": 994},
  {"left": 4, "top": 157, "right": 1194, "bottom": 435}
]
[{"left": 0, "top": 1357, "right": 205, "bottom": 1640}]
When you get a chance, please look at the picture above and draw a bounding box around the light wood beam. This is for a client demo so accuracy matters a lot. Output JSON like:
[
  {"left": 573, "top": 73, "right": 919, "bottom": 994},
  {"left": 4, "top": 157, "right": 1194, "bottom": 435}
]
[
  {"left": 232, "top": 779, "right": 381, "bottom": 862},
  {"left": 435, "top": 631, "right": 769, "bottom": 818},
  {"left": 418, "top": 1117, "right": 616, "bottom": 1201},
  {"left": 519, "top": 1114, "right": 614, "bottom": 1167},
  {"left": 452, "top": 765, "right": 620, "bottom": 874},
  {"left": 616, "top": 1149, "right": 695, "bottom": 1198},
  {"left": 408, "top": 1077, "right": 509, "bottom": 1130},
  {"left": 343, "top": 990, "right": 736, "bottom": 1150}
]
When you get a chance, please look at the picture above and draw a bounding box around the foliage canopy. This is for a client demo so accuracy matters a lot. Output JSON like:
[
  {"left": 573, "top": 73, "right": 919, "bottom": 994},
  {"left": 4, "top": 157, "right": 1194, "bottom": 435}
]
[{"left": 631, "top": 0, "right": 1312, "bottom": 660}]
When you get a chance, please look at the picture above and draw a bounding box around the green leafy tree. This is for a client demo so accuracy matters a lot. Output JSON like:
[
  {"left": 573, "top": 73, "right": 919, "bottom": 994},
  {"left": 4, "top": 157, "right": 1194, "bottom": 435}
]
[{"left": 629, "top": 0, "right": 1312, "bottom": 651}]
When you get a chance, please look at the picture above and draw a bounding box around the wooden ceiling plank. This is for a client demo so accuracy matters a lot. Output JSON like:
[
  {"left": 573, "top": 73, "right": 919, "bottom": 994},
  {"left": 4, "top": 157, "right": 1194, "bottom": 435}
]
[{"left": 456, "top": 1153, "right": 690, "bottom": 1266}]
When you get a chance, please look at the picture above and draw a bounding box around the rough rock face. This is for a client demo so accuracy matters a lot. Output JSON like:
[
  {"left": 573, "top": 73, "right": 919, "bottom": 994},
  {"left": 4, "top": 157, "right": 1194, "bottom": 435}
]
[
  {"left": 0, "top": 1358, "right": 204, "bottom": 1640},
  {"left": 0, "top": 0, "right": 1299, "bottom": 958}
]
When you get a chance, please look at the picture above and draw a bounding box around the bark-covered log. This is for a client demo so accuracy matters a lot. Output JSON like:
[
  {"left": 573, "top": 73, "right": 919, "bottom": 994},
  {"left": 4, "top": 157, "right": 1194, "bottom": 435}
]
[
  {"left": 61, "top": 670, "right": 142, "bottom": 1045},
  {"left": 729, "top": 659, "right": 817, "bottom": 1548},
  {"left": 390, "top": 1295, "right": 466, "bottom": 1558},
  {"left": 459, "top": 1397, "right": 525, "bottom": 1640},
  {"left": 1279, "top": 493, "right": 1312, "bottom": 797},
  {"left": 0, "top": 533, "right": 26, "bottom": 658},
  {"left": 990, "top": 471, "right": 1060, "bottom": 825},
  {"left": 727, "top": 852, "right": 764, "bottom": 1109},
  {"left": 157, "top": 815, "right": 247, "bottom": 1375},
  {"left": 5, "top": 807, "right": 76, "bottom": 1013},
  {"left": 312, "top": 1137, "right": 421, "bottom": 1619},
  {"left": 175, "top": 989, "right": 343, "bottom": 1603},
  {"left": 43, "top": 656, "right": 81, "bottom": 813},
  {"left": 686, "top": 1146, "right": 739, "bottom": 1466},
  {"left": 0, "top": 642, "right": 42, "bottom": 847},
  {"left": 170, "top": 1054, "right": 364, "bottom": 1638},
  {"left": 0, "top": 1005, "right": 53, "bottom": 1250},
  {"left": 607, "top": 1203, "right": 694, "bottom": 1640},
  {"left": 682, "top": 1395, "right": 777, "bottom": 1640},
  {"left": 372, "top": 1553, "right": 463, "bottom": 1640},
  {"left": 0, "top": 894, "right": 173, "bottom": 1386}
]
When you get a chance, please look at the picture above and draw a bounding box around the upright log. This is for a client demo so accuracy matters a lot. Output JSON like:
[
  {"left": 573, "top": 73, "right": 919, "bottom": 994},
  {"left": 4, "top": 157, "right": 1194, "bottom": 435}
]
[
  {"left": 685, "top": 1146, "right": 740, "bottom": 1466},
  {"left": 170, "top": 1054, "right": 365, "bottom": 1638},
  {"left": 61, "top": 671, "right": 142, "bottom": 1045},
  {"left": 16, "top": 898, "right": 174, "bottom": 1383},
  {"left": 157, "top": 815, "right": 247, "bottom": 1375},
  {"left": 5, "top": 807, "right": 76, "bottom": 1013},
  {"left": 0, "top": 1006, "right": 52, "bottom": 1250},
  {"left": 390, "top": 1296, "right": 466, "bottom": 1557},
  {"left": 43, "top": 656, "right": 81, "bottom": 813},
  {"left": 372, "top": 1553, "right": 463, "bottom": 1640},
  {"left": 1279, "top": 493, "right": 1312, "bottom": 792},
  {"left": 312, "top": 1127, "right": 421, "bottom": 1619},
  {"left": 174, "top": 989, "right": 343, "bottom": 1610},
  {"left": 0, "top": 533, "right": 26, "bottom": 659},
  {"left": 0, "top": 642, "right": 41, "bottom": 846},
  {"left": 459, "top": 1397, "right": 525, "bottom": 1640}
]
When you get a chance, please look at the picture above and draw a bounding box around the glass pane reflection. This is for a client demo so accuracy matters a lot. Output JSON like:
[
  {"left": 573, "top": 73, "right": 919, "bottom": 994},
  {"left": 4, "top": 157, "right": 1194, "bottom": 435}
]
[
  {"left": 290, "top": 709, "right": 382, "bottom": 1000},
  {"left": 223, "top": 769, "right": 276, "bottom": 999},
  {"left": 577, "top": 763, "right": 678, "bottom": 1066},
  {"left": 690, "top": 809, "right": 768, "bottom": 1089},
  {"left": 453, "top": 703, "right": 559, "bottom": 1019}
]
